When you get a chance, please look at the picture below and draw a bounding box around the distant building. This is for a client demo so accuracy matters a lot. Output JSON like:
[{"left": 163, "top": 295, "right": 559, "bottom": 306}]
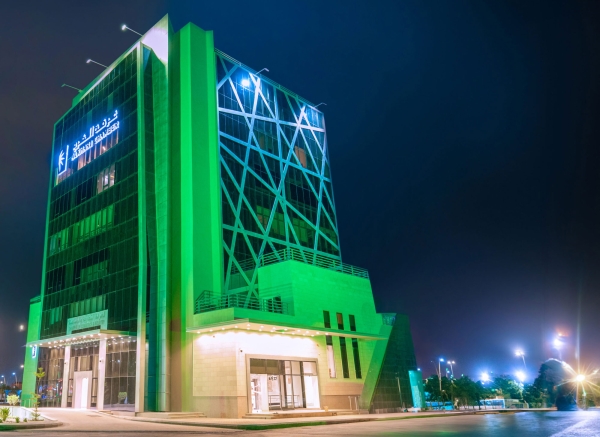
[{"left": 22, "top": 15, "right": 418, "bottom": 417}]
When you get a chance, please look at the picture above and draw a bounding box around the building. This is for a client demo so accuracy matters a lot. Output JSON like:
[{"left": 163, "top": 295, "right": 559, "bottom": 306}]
[{"left": 22, "top": 15, "right": 419, "bottom": 417}]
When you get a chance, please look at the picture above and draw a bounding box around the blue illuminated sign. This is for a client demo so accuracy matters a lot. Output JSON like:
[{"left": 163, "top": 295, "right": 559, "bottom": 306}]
[
  {"left": 57, "top": 110, "right": 120, "bottom": 173},
  {"left": 57, "top": 146, "right": 68, "bottom": 175},
  {"left": 71, "top": 110, "right": 120, "bottom": 161}
]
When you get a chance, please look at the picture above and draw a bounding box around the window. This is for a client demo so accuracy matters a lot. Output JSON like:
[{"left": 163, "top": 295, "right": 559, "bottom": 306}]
[
  {"left": 73, "top": 205, "right": 114, "bottom": 244},
  {"left": 336, "top": 312, "right": 344, "bottom": 330},
  {"left": 294, "top": 146, "right": 307, "bottom": 168},
  {"left": 351, "top": 338, "right": 362, "bottom": 379},
  {"left": 80, "top": 260, "right": 108, "bottom": 284},
  {"left": 323, "top": 311, "right": 336, "bottom": 378},
  {"left": 97, "top": 163, "right": 116, "bottom": 194},
  {"left": 339, "top": 337, "right": 350, "bottom": 378},
  {"left": 349, "top": 315, "right": 361, "bottom": 378},
  {"left": 323, "top": 310, "right": 331, "bottom": 328},
  {"left": 49, "top": 227, "right": 70, "bottom": 255}
]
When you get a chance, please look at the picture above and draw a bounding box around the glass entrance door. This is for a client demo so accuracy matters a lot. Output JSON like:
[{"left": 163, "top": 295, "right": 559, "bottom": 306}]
[{"left": 249, "top": 358, "right": 320, "bottom": 412}]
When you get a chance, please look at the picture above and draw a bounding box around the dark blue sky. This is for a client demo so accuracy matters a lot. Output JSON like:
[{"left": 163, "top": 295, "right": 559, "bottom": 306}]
[{"left": 1, "top": 0, "right": 599, "bottom": 382}]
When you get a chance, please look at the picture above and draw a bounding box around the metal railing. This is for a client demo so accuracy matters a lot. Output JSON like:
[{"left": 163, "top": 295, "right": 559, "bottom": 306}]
[
  {"left": 194, "top": 292, "right": 291, "bottom": 315},
  {"left": 255, "top": 248, "right": 369, "bottom": 279}
]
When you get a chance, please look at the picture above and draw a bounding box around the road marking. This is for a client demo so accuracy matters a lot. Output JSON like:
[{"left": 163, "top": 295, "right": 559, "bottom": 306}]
[{"left": 549, "top": 419, "right": 591, "bottom": 437}]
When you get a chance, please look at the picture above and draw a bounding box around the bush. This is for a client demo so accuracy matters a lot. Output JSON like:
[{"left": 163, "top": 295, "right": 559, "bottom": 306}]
[
  {"left": 0, "top": 407, "right": 9, "bottom": 422},
  {"left": 15, "top": 417, "right": 20, "bottom": 423},
  {"left": 24, "top": 418, "right": 28, "bottom": 422}
]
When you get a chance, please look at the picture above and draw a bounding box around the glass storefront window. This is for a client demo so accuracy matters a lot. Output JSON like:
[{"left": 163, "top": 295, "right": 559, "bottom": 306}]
[{"left": 249, "top": 358, "right": 320, "bottom": 412}]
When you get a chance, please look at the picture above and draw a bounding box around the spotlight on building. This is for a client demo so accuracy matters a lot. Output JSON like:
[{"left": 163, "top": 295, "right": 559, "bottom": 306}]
[
  {"left": 61, "top": 83, "right": 82, "bottom": 92},
  {"left": 121, "top": 24, "right": 143, "bottom": 37},
  {"left": 86, "top": 59, "right": 108, "bottom": 68}
]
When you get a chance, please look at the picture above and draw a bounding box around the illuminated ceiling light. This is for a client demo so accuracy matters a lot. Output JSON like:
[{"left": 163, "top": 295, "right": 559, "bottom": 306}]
[
  {"left": 235, "top": 326, "right": 238, "bottom": 328},
  {"left": 576, "top": 374, "right": 585, "bottom": 382},
  {"left": 210, "top": 329, "right": 213, "bottom": 332},
  {"left": 241, "top": 78, "right": 250, "bottom": 87}
]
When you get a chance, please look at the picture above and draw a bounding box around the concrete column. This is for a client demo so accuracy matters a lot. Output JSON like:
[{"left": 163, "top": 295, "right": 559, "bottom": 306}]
[
  {"left": 61, "top": 346, "right": 71, "bottom": 408},
  {"left": 97, "top": 339, "right": 107, "bottom": 410}
]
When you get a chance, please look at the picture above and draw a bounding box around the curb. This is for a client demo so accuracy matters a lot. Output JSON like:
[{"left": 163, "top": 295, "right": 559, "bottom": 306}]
[
  {"left": 0, "top": 421, "right": 63, "bottom": 432},
  {"left": 113, "top": 410, "right": 504, "bottom": 431}
]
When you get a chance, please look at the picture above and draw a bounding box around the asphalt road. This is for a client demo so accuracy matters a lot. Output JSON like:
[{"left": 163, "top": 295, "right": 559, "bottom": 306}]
[{"left": 2, "top": 410, "right": 599, "bottom": 436}]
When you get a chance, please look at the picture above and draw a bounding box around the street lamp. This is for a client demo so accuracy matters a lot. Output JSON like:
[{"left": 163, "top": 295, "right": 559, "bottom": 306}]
[
  {"left": 481, "top": 372, "right": 490, "bottom": 383},
  {"left": 448, "top": 361, "right": 456, "bottom": 379},
  {"left": 515, "top": 371, "right": 526, "bottom": 383},
  {"left": 12, "top": 372, "right": 16, "bottom": 384},
  {"left": 438, "top": 358, "right": 444, "bottom": 394},
  {"left": 553, "top": 334, "right": 565, "bottom": 361},
  {"left": 1, "top": 375, "right": 4, "bottom": 385},
  {"left": 515, "top": 350, "right": 526, "bottom": 368},
  {"left": 575, "top": 374, "right": 585, "bottom": 406}
]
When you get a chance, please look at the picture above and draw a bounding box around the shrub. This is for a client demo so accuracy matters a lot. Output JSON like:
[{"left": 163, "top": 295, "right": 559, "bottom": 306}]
[
  {"left": 7, "top": 395, "right": 19, "bottom": 406},
  {"left": 15, "top": 417, "right": 20, "bottom": 423},
  {"left": 24, "top": 418, "right": 28, "bottom": 422},
  {"left": 0, "top": 407, "right": 9, "bottom": 421}
]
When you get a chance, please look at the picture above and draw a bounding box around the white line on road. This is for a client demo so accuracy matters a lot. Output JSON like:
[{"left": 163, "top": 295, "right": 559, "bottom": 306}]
[{"left": 549, "top": 419, "right": 592, "bottom": 437}]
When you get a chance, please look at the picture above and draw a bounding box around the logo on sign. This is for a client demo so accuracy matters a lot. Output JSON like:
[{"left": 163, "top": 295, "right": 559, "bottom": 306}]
[
  {"left": 31, "top": 345, "right": 37, "bottom": 359},
  {"left": 57, "top": 146, "right": 69, "bottom": 175}
]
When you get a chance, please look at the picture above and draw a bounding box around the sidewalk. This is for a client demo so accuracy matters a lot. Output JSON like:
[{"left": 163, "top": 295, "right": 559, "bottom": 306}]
[{"left": 108, "top": 409, "right": 542, "bottom": 431}]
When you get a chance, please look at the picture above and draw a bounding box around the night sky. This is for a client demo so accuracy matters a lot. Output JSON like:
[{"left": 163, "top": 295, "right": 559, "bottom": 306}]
[{"left": 1, "top": 0, "right": 600, "bottom": 383}]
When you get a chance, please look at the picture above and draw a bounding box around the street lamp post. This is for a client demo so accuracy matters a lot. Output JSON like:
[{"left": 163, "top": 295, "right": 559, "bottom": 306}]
[
  {"left": 449, "top": 361, "right": 456, "bottom": 379},
  {"left": 515, "top": 350, "right": 526, "bottom": 368},
  {"left": 12, "top": 372, "right": 17, "bottom": 385},
  {"left": 554, "top": 336, "right": 564, "bottom": 361},
  {"left": 575, "top": 374, "right": 585, "bottom": 407},
  {"left": 438, "top": 358, "right": 444, "bottom": 395}
]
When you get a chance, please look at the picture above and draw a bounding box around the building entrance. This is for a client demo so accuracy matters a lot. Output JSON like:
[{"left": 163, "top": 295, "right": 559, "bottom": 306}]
[
  {"left": 73, "top": 371, "right": 92, "bottom": 409},
  {"left": 249, "top": 359, "right": 320, "bottom": 413}
]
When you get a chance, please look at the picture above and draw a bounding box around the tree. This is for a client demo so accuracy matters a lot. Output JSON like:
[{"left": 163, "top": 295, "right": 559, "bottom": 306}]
[
  {"left": 31, "top": 368, "right": 45, "bottom": 421},
  {"left": 523, "top": 383, "right": 543, "bottom": 407},
  {"left": 491, "top": 375, "right": 523, "bottom": 400}
]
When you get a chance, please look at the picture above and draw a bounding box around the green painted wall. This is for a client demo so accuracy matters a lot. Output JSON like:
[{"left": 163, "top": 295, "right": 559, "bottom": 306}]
[
  {"left": 170, "top": 22, "right": 222, "bottom": 411},
  {"left": 22, "top": 297, "right": 42, "bottom": 406}
]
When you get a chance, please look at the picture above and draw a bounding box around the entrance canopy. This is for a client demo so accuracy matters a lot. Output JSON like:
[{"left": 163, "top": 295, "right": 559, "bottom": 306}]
[
  {"left": 187, "top": 318, "right": 386, "bottom": 340},
  {"left": 26, "top": 329, "right": 134, "bottom": 349}
]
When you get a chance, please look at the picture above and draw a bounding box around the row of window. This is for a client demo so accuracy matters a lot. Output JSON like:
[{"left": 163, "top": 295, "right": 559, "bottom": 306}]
[
  {"left": 323, "top": 311, "right": 362, "bottom": 379},
  {"left": 49, "top": 204, "right": 115, "bottom": 255}
]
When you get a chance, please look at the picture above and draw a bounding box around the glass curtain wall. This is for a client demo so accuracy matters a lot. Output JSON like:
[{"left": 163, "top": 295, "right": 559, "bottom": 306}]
[
  {"left": 216, "top": 51, "right": 341, "bottom": 306},
  {"left": 104, "top": 338, "right": 137, "bottom": 410},
  {"left": 42, "top": 49, "right": 139, "bottom": 342},
  {"left": 37, "top": 347, "right": 65, "bottom": 407}
]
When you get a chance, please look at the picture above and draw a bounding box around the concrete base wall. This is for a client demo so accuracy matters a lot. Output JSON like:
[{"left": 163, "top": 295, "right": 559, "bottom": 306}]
[
  {"left": 190, "top": 331, "right": 375, "bottom": 418},
  {"left": 191, "top": 396, "right": 246, "bottom": 418}
]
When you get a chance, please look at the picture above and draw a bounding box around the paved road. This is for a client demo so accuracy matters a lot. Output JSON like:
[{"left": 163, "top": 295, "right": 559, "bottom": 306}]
[{"left": 3, "top": 410, "right": 600, "bottom": 436}]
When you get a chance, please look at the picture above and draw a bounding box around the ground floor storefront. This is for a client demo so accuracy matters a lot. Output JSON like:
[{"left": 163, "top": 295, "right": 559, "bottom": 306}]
[
  {"left": 32, "top": 335, "right": 137, "bottom": 411},
  {"left": 249, "top": 358, "right": 320, "bottom": 412}
]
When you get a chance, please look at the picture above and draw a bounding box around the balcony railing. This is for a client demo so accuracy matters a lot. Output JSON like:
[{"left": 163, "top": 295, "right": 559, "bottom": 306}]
[
  {"left": 194, "top": 292, "right": 291, "bottom": 315},
  {"left": 249, "top": 248, "right": 369, "bottom": 279}
]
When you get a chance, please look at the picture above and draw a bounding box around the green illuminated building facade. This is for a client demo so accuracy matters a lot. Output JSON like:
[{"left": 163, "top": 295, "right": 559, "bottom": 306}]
[{"left": 23, "top": 16, "right": 418, "bottom": 417}]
